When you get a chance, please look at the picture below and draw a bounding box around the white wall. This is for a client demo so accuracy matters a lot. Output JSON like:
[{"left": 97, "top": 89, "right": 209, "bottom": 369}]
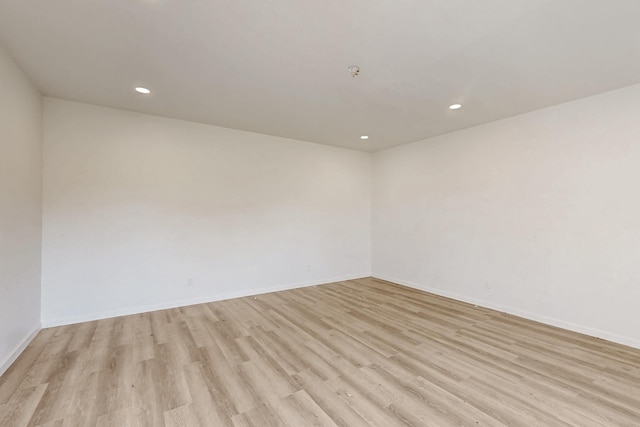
[
  {"left": 0, "top": 45, "right": 42, "bottom": 375},
  {"left": 373, "top": 83, "right": 640, "bottom": 348},
  {"left": 42, "top": 99, "right": 371, "bottom": 326}
]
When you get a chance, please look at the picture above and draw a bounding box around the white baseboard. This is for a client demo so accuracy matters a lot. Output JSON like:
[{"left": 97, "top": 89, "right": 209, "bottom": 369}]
[
  {"left": 372, "top": 274, "right": 640, "bottom": 350},
  {"left": 0, "top": 326, "right": 41, "bottom": 377},
  {"left": 42, "top": 273, "right": 370, "bottom": 327}
]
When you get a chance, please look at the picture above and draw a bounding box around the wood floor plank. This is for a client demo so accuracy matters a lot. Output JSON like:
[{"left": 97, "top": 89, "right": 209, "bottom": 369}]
[
  {"left": 0, "top": 384, "right": 47, "bottom": 426},
  {"left": 279, "top": 389, "right": 340, "bottom": 427},
  {"left": 291, "top": 369, "right": 371, "bottom": 427},
  {"left": 182, "top": 363, "right": 234, "bottom": 427},
  {"left": 94, "top": 408, "right": 133, "bottom": 427},
  {"left": 1, "top": 277, "right": 640, "bottom": 426}
]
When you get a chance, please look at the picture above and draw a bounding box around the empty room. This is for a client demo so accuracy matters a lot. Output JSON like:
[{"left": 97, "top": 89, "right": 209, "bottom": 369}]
[{"left": 1, "top": 1, "right": 640, "bottom": 426}]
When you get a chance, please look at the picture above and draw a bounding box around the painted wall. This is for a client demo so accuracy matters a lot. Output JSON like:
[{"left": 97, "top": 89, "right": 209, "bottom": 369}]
[
  {"left": 372, "top": 83, "right": 640, "bottom": 348},
  {"left": 0, "top": 45, "right": 42, "bottom": 374},
  {"left": 41, "top": 99, "right": 371, "bottom": 326}
]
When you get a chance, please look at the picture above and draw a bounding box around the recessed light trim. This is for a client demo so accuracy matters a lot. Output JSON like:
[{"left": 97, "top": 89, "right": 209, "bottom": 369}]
[
  {"left": 449, "top": 103, "right": 462, "bottom": 110},
  {"left": 360, "top": 135, "right": 369, "bottom": 140},
  {"left": 135, "top": 87, "right": 151, "bottom": 94}
]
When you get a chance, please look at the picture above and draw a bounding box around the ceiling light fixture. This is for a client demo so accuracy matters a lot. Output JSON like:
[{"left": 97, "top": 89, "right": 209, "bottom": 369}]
[
  {"left": 135, "top": 87, "right": 151, "bottom": 94},
  {"left": 449, "top": 103, "right": 462, "bottom": 110},
  {"left": 360, "top": 135, "right": 369, "bottom": 140}
]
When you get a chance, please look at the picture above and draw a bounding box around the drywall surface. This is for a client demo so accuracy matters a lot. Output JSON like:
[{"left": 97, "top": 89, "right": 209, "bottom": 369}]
[
  {"left": 373, "top": 83, "right": 640, "bottom": 348},
  {"left": 42, "top": 99, "right": 371, "bottom": 325},
  {"left": 0, "top": 45, "right": 42, "bottom": 375}
]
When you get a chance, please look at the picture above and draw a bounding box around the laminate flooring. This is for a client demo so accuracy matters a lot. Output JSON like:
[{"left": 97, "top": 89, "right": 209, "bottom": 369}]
[{"left": 1, "top": 277, "right": 639, "bottom": 426}]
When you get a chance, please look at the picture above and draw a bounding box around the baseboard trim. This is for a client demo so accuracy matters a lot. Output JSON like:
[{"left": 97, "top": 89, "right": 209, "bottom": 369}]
[
  {"left": 0, "top": 326, "right": 41, "bottom": 377},
  {"left": 42, "top": 273, "right": 370, "bottom": 327},
  {"left": 372, "top": 274, "right": 640, "bottom": 350}
]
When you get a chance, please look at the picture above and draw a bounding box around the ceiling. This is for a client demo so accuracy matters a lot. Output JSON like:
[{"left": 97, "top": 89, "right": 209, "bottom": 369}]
[{"left": 1, "top": 1, "right": 640, "bottom": 152}]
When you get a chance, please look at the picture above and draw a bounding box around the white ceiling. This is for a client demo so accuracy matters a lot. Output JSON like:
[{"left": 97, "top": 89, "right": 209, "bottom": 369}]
[{"left": 1, "top": 1, "right": 640, "bottom": 152}]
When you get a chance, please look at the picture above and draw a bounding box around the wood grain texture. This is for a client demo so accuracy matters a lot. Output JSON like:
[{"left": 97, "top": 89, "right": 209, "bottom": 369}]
[{"left": 1, "top": 277, "right": 639, "bottom": 426}]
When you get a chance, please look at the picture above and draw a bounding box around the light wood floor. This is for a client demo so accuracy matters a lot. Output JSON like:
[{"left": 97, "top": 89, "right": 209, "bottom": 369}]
[{"left": 1, "top": 278, "right": 640, "bottom": 426}]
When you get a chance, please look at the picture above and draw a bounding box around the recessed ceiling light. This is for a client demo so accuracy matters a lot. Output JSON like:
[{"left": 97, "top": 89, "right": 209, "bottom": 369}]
[
  {"left": 360, "top": 135, "right": 369, "bottom": 140},
  {"left": 449, "top": 103, "right": 462, "bottom": 110},
  {"left": 135, "top": 87, "right": 151, "bottom": 94}
]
